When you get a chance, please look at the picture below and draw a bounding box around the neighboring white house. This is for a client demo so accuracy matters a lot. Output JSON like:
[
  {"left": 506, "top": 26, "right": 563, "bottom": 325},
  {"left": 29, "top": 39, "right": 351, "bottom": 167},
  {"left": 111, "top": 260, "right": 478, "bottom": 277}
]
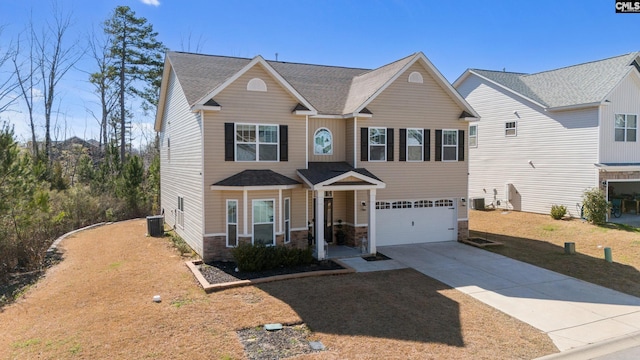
[{"left": 454, "top": 52, "right": 640, "bottom": 219}]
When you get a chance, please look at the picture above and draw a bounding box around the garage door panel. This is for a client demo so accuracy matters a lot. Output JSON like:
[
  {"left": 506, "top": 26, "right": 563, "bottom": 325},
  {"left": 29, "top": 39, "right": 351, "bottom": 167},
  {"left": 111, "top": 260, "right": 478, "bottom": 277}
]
[{"left": 376, "top": 199, "right": 456, "bottom": 246}]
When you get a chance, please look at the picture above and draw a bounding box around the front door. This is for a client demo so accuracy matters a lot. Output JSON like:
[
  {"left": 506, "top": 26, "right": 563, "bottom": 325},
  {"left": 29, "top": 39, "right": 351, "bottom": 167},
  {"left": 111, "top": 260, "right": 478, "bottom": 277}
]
[{"left": 314, "top": 197, "right": 334, "bottom": 244}]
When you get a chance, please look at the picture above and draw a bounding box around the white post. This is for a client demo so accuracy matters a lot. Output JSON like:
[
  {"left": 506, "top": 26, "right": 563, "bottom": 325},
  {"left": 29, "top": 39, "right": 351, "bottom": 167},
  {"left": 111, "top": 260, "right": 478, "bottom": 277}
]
[
  {"left": 368, "top": 189, "right": 376, "bottom": 255},
  {"left": 316, "top": 190, "right": 325, "bottom": 259}
]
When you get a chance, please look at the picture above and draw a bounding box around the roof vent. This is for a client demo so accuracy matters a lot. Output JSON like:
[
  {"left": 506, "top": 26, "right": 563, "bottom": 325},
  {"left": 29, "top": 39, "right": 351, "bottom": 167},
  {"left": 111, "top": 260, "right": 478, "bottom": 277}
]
[
  {"left": 408, "top": 71, "right": 423, "bottom": 83},
  {"left": 247, "top": 78, "right": 267, "bottom": 92}
]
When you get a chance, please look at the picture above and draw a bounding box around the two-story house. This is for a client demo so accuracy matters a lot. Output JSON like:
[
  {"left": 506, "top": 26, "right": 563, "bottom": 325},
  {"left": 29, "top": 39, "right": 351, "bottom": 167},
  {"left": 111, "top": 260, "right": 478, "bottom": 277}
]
[
  {"left": 155, "top": 51, "right": 479, "bottom": 261},
  {"left": 454, "top": 52, "right": 640, "bottom": 220}
]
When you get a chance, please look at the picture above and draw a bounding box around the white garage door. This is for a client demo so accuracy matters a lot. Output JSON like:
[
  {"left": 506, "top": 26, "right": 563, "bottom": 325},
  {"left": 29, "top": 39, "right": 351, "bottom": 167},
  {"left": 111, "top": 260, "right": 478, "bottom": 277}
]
[{"left": 376, "top": 199, "right": 457, "bottom": 246}]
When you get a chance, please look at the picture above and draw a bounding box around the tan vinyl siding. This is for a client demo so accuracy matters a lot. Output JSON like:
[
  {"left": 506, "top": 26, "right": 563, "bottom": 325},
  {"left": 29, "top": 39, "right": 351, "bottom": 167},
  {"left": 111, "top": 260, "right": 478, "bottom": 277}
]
[
  {"left": 600, "top": 73, "right": 640, "bottom": 163},
  {"left": 308, "top": 118, "right": 346, "bottom": 162},
  {"left": 345, "top": 118, "right": 355, "bottom": 166},
  {"left": 159, "top": 70, "right": 204, "bottom": 255},
  {"left": 360, "top": 62, "right": 468, "bottom": 218},
  {"left": 290, "top": 188, "right": 308, "bottom": 229},
  {"left": 457, "top": 74, "right": 599, "bottom": 215},
  {"left": 202, "top": 64, "right": 306, "bottom": 234}
]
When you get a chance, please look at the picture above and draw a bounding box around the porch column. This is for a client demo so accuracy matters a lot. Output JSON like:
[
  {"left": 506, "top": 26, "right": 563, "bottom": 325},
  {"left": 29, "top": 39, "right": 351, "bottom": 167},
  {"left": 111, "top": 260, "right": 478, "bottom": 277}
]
[
  {"left": 368, "top": 189, "right": 376, "bottom": 255},
  {"left": 315, "top": 190, "right": 325, "bottom": 259}
]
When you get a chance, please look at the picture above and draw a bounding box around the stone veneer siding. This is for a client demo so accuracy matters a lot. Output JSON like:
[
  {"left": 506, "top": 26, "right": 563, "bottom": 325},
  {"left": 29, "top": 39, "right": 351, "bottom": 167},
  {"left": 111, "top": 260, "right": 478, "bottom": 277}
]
[
  {"left": 202, "top": 230, "right": 308, "bottom": 262},
  {"left": 457, "top": 220, "right": 469, "bottom": 241},
  {"left": 599, "top": 170, "right": 640, "bottom": 192}
]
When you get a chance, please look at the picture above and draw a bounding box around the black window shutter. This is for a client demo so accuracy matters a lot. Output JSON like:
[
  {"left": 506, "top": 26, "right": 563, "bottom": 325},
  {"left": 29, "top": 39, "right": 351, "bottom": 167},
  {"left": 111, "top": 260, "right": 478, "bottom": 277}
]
[
  {"left": 458, "top": 130, "right": 465, "bottom": 161},
  {"left": 279, "top": 125, "right": 288, "bottom": 161},
  {"left": 387, "top": 128, "right": 394, "bottom": 161},
  {"left": 399, "top": 128, "right": 406, "bottom": 161},
  {"left": 361, "top": 127, "right": 368, "bottom": 162},
  {"left": 224, "top": 123, "right": 234, "bottom": 161},
  {"left": 435, "top": 129, "right": 442, "bottom": 161},
  {"left": 424, "top": 129, "right": 431, "bottom": 161}
]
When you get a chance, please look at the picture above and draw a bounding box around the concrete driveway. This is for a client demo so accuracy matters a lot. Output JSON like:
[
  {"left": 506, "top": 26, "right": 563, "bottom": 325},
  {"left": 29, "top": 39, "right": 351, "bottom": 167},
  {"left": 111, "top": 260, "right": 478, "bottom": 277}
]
[{"left": 378, "top": 242, "right": 640, "bottom": 353}]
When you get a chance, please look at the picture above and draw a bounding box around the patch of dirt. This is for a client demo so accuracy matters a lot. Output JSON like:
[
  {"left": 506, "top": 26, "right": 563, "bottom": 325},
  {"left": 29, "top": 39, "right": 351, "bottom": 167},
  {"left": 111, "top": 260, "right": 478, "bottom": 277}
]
[
  {"left": 237, "top": 323, "right": 322, "bottom": 360},
  {"left": 199, "top": 260, "right": 344, "bottom": 285}
]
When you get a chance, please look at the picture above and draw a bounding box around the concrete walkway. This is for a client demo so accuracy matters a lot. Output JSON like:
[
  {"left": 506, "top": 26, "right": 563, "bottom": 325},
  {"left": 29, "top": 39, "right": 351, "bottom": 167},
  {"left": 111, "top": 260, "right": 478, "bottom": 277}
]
[{"left": 375, "top": 242, "right": 640, "bottom": 353}]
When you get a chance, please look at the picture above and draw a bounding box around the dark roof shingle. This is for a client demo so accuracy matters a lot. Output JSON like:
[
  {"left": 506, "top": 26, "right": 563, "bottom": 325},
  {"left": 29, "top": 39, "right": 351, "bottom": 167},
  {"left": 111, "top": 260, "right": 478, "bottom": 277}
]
[
  {"left": 213, "top": 170, "right": 300, "bottom": 187},
  {"left": 297, "top": 162, "right": 382, "bottom": 185}
]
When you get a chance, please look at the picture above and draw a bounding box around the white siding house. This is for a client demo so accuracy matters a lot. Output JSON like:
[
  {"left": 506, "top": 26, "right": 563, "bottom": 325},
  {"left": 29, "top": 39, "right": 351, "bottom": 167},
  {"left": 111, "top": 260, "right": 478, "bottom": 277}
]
[{"left": 454, "top": 52, "right": 640, "bottom": 219}]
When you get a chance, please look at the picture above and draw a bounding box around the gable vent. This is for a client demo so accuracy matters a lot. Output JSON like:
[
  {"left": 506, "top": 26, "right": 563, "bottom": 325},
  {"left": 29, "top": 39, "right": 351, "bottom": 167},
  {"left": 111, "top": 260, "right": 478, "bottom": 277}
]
[
  {"left": 247, "top": 78, "right": 267, "bottom": 92},
  {"left": 408, "top": 71, "right": 424, "bottom": 84}
]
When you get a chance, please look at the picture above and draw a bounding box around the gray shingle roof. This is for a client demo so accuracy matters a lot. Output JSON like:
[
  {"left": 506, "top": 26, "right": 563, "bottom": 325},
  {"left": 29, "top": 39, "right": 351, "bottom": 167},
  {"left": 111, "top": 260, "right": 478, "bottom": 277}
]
[
  {"left": 165, "top": 51, "right": 422, "bottom": 115},
  {"left": 212, "top": 170, "right": 300, "bottom": 187},
  {"left": 471, "top": 52, "right": 640, "bottom": 108},
  {"left": 297, "top": 162, "right": 382, "bottom": 185}
]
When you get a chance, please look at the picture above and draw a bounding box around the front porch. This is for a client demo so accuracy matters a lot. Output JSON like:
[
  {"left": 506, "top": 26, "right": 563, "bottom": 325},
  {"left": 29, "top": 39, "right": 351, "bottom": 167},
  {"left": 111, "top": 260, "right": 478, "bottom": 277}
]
[{"left": 298, "top": 162, "right": 386, "bottom": 260}]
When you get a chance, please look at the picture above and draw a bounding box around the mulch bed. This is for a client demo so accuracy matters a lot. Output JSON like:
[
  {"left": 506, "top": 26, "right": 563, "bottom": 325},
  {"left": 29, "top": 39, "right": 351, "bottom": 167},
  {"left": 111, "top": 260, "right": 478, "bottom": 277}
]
[
  {"left": 0, "top": 250, "right": 63, "bottom": 311},
  {"left": 199, "top": 260, "right": 345, "bottom": 285},
  {"left": 237, "top": 323, "right": 323, "bottom": 360}
]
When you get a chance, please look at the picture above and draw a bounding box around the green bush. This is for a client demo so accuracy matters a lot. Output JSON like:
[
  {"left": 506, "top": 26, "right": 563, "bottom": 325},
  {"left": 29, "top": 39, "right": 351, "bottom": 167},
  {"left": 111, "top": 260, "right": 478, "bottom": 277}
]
[
  {"left": 582, "top": 188, "right": 609, "bottom": 225},
  {"left": 231, "top": 243, "right": 313, "bottom": 272},
  {"left": 550, "top": 204, "right": 567, "bottom": 220},
  {"left": 167, "top": 232, "right": 193, "bottom": 256}
]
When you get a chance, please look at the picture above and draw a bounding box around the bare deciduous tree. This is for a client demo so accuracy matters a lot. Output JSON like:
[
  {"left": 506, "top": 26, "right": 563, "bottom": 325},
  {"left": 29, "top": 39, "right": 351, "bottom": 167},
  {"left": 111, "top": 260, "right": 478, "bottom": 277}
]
[
  {"left": 35, "top": 2, "right": 82, "bottom": 161},
  {"left": 0, "top": 25, "right": 19, "bottom": 114}
]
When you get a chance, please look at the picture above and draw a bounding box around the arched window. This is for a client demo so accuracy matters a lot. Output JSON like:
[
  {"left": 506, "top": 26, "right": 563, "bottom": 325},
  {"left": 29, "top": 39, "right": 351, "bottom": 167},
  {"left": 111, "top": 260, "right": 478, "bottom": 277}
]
[{"left": 313, "top": 128, "right": 333, "bottom": 155}]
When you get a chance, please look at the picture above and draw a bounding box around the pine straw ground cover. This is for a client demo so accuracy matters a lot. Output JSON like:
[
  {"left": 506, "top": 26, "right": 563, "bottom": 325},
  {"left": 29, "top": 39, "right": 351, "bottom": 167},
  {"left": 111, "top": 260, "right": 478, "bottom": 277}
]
[
  {"left": 470, "top": 209, "right": 640, "bottom": 298},
  {"left": 0, "top": 219, "right": 557, "bottom": 359}
]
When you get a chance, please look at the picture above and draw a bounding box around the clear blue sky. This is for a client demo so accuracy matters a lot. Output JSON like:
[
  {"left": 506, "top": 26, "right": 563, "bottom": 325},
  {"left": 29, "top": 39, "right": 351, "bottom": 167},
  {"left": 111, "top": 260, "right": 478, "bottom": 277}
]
[{"left": 0, "top": 0, "right": 637, "bottom": 145}]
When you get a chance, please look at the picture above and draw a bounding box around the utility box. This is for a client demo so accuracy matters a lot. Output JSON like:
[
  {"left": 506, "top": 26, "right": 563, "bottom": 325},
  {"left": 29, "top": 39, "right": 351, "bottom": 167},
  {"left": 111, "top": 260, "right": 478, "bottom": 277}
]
[
  {"left": 146, "top": 215, "right": 164, "bottom": 237},
  {"left": 472, "top": 198, "right": 485, "bottom": 210}
]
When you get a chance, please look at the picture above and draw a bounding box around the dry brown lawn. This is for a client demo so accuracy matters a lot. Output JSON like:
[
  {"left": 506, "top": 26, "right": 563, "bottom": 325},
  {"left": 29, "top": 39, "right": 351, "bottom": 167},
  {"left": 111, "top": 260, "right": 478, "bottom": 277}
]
[
  {"left": 470, "top": 209, "right": 640, "bottom": 298},
  {"left": 0, "top": 219, "right": 557, "bottom": 359}
]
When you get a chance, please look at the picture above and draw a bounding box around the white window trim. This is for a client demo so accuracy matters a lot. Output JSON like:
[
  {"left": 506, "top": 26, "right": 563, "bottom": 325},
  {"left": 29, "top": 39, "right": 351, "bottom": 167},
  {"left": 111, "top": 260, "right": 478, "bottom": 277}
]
[
  {"left": 284, "top": 197, "right": 291, "bottom": 244},
  {"left": 313, "top": 127, "right": 333, "bottom": 155},
  {"left": 368, "top": 127, "right": 387, "bottom": 162},
  {"left": 406, "top": 128, "right": 424, "bottom": 162},
  {"left": 442, "top": 129, "right": 458, "bottom": 162},
  {"left": 226, "top": 200, "right": 238, "bottom": 247},
  {"left": 615, "top": 113, "right": 637, "bottom": 142},
  {"left": 252, "top": 199, "right": 275, "bottom": 246},
  {"left": 469, "top": 124, "right": 478, "bottom": 148},
  {"left": 235, "top": 123, "right": 279, "bottom": 162},
  {"left": 505, "top": 121, "right": 517, "bottom": 137},
  {"left": 176, "top": 196, "right": 184, "bottom": 229}
]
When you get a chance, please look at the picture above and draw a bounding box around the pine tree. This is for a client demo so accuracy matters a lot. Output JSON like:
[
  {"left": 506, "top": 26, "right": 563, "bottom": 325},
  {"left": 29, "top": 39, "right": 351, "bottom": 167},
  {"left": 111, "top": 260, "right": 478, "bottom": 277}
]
[{"left": 102, "top": 5, "right": 166, "bottom": 163}]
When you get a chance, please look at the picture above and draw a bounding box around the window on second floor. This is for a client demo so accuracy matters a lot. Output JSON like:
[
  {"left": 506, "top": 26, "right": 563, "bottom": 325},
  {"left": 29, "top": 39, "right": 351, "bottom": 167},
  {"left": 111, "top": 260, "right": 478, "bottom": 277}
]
[
  {"left": 469, "top": 124, "right": 478, "bottom": 148},
  {"left": 360, "top": 127, "right": 394, "bottom": 162},
  {"left": 442, "top": 130, "right": 458, "bottom": 161},
  {"left": 225, "top": 123, "right": 288, "bottom": 162},
  {"left": 406, "top": 129, "right": 424, "bottom": 161},
  {"left": 314, "top": 128, "right": 333, "bottom": 155},
  {"left": 505, "top": 121, "right": 517, "bottom": 137},
  {"left": 615, "top": 114, "right": 637, "bottom": 142},
  {"left": 236, "top": 124, "right": 278, "bottom": 161},
  {"left": 369, "top": 127, "right": 387, "bottom": 161}
]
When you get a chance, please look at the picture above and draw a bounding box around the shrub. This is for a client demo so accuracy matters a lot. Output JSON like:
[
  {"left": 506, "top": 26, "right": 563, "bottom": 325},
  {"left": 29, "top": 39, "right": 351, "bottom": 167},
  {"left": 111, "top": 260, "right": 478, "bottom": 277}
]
[
  {"left": 550, "top": 204, "right": 567, "bottom": 220},
  {"left": 582, "top": 188, "right": 609, "bottom": 225},
  {"left": 167, "top": 232, "right": 193, "bottom": 256},
  {"left": 231, "top": 243, "right": 313, "bottom": 272}
]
